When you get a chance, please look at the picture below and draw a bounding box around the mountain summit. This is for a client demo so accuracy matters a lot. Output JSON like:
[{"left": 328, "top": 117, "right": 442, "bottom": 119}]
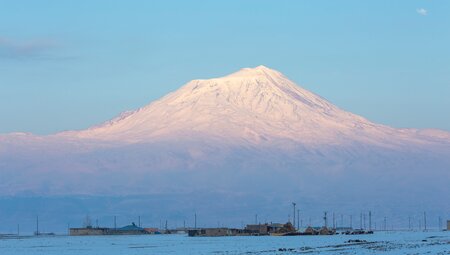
[{"left": 60, "top": 66, "right": 445, "bottom": 147}]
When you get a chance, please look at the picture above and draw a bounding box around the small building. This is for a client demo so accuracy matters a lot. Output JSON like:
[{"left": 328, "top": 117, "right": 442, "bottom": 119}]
[
  {"left": 70, "top": 227, "right": 109, "bottom": 236},
  {"left": 70, "top": 222, "right": 148, "bottom": 236},
  {"left": 447, "top": 220, "right": 450, "bottom": 230},
  {"left": 188, "top": 228, "right": 243, "bottom": 237},
  {"left": 110, "top": 222, "right": 147, "bottom": 235},
  {"left": 144, "top": 228, "right": 160, "bottom": 234},
  {"left": 274, "top": 222, "right": 295, "bottom": 234},
  {"left": 318, "top": 227, "right": 334, "bottom": 235},
  {"left": 245, "top": 224, "right": 270, "bottom": 235},
  {"left": 303, "top": 226, "right": 319, "bottom": 235},
  {"left": 302, "top": 226, "right": 335, "bottom": 235},
  {"left": 245, "top": 223, "right": 294, "bottom": 236}
]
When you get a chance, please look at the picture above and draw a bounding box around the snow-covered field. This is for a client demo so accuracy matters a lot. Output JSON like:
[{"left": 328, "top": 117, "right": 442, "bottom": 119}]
[{"left": 1, "top": 231, "right": 449, "bottom": 255}]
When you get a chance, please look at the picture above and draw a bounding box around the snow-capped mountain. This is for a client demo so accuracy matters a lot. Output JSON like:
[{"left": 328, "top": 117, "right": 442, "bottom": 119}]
[
  {"left": 57, "top": 65, "right": 448, "bottom": 147},
  {"left": 0, "top": 66, "right": 449, "bottom": 231}
]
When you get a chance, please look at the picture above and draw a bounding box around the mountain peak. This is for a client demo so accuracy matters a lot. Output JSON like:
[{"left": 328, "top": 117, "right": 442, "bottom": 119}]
[
  {"left": 226, "top": 65, "right": 283, "bottom": 79},
  {"left": 62, "top": 66, "right": 377, "bottom": 144},
  {"left": 249, "top": 65, "right": 277, "bottom": 72},
  {"left": 54, "top": 66, "right": 450, "bottom": 147}
]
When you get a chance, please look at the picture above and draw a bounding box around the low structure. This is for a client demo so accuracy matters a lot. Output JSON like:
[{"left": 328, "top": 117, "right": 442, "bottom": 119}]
[
  {"left": 70, "top": 222, "right": 151, "bottom": 236},
  {"left": 144, "top": 228, "right": 161, "bottom": 234},
  {"left": 303, "top": 226, "right": 335, "bottom": 235},
  {"left": 335, "top": 227, "right": 353, "bottom": 232},
  {"left": 343, "top": 229, "right": 373, "bottom": 235},
  {"left": 304, "top": 226, "right": 319, "bottom": 235},
  {"left": 112, "top": 222, "right": 147, "bottom": 235},
  {"left": 70, "top": 227, "right": 109, "bottom": 236},
  {"left": 319, "top": 227, "right": 334, "bottom": 235},
  {"left": 447, "top": 220, "right": 450, "bottom": 231},
  {"left": 188, "top": 222, "right": 296, "bottom": 237},
  {"left": 188, "top": 228, "right": 244, "bottom": 237},
  {"left": 246, "top": 222, "right": 295, "bottom": 236},
  {"left": 245, "top": 224, "right": 271, "bottom": 235}
]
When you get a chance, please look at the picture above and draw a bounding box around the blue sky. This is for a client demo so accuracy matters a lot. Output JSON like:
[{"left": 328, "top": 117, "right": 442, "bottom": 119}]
[{"left": 1, "top": 0, "right": 449, "bottom": 134}]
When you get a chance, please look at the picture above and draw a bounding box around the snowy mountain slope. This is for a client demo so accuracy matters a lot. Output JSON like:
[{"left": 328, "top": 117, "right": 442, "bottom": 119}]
[
  {"left": 0, "top": 66, "right": 449, "bottom": 229},
  {"left": 56, "top": 66, "right": 450, "bottom": 148}
]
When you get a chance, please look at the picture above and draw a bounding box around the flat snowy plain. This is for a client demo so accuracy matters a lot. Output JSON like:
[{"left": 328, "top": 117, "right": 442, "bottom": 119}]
[{"left": 1, "top": 231, "right": 449, "bottom": 255}]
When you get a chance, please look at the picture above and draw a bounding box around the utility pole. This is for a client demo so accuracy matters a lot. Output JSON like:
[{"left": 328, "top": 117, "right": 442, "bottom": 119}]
[
  {"left": 360, "top": 213, "right": 363, "bottom": 230},
  {"left": 350, "top": 215, "right": 353, "bottom": 229},
  {"left": 114, "top": 216, "right": 117, "bottom": 230},
  {"left": 383, "top": 217, "right": 387, "bottom": 231},
  {"left": 369, "top": 211, "right": 372, "bottom": 231},
  {"left": 332, "top": 212, "right": 335, "bottom": 229},
  {"left": 292, "top": 202, "right": 296, "bottom": 229},
  {"left": 297, "top": 209, "right": 300, "bottom": 230},
  {"left": 255, "top": 214, "right": 258, "bottom": 225},
  {"left": 340, "top": 214, "right": 343, "bottom": 229},
  {"left": 36, "top": 216, "right": 39, "bottom": 236},
  {"left": 363, "top": 213, "right": 366, "bottom": 230},
  {"left": 423, "top": 212, "right": 427, "bottom": 231},
  {"left": 194, "top": 213, "right": 197, "bottom": 229},
  {"left": 138, "top": 216, "right": 141, "bottom": 228},
  {"left": 17, "top": 224, "right": 19, "bottom": 236}
]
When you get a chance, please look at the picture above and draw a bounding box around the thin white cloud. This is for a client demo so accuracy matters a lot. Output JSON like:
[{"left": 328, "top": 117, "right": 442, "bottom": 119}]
[
  {"left": 416, "top": 8, "right": 428, "bottom": 16},
  {"left": 0, "top": 37, "right": 59, "bottom": 59}
]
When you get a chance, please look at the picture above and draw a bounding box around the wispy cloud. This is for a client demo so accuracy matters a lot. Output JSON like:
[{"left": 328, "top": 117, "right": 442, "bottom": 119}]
[
  {"left": 416, "top": 8, "right": 428, "bottom": 16},
  {"left": 0, "top": 37, "right": 59, "bottom": 59}
]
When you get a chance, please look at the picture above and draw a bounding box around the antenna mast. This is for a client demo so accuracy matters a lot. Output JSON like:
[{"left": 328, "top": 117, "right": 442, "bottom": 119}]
[
  {"left": 36, "top": 216, "right": 39, "bottom": 236},
  {"left": 292, "top": 203, "right": 296, "bottom": 229}
]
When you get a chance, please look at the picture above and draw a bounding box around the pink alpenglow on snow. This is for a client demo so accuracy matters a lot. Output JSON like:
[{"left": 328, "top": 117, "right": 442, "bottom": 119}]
[{"left": 0, "top": 67, "right": 449, "bottom": 227}]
